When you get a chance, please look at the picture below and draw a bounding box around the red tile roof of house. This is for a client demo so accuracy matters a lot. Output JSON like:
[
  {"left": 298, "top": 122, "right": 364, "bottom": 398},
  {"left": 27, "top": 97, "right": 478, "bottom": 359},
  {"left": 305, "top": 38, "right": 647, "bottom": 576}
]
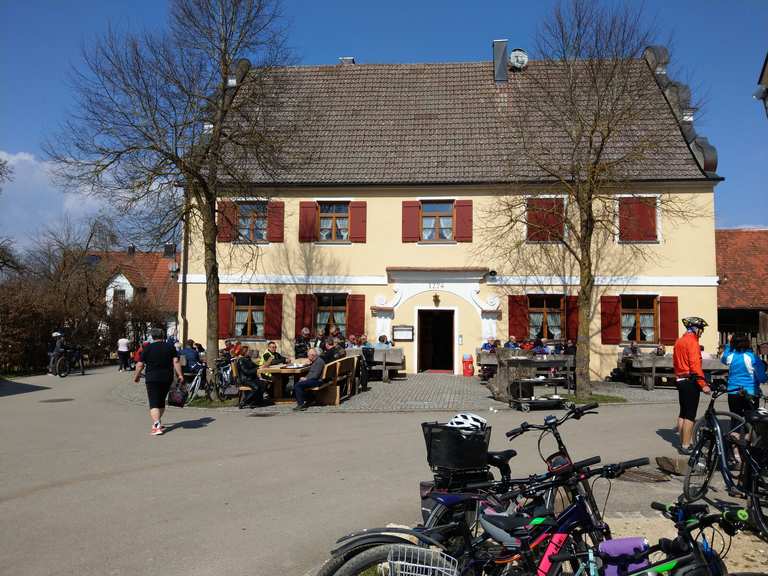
[
  {"left": 716, "top": 229, "right": 768, "bottom": 309},
  {"left": 95, "top": 251, "right": 179, "bottom": 314},
  {"left": 229, "top": 60, "right": 710, "bottom": 186}
]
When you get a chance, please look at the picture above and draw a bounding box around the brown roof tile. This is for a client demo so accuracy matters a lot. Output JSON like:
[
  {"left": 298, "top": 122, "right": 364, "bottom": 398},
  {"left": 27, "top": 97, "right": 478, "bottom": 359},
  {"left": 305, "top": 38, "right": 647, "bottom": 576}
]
[
  {"left": 231, "top": 60, "right": 707, "bottom": 186},
  {"left": 716, "top": 229, "right": 768, "bottom": 309}
]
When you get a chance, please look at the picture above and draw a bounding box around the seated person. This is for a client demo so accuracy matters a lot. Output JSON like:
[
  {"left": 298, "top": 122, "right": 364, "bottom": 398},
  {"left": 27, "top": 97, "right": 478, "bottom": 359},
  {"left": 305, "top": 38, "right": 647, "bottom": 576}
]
[
  {"left": 564, "top": 339, "right": 577, "bottom": 355},
  {"left": 311, "top": 330, "right": 326, "bottom": 350},
  {"left": 493, "top": 339, "right": 501, "bottom": 349},
  {"left": 179, "top": 339, "right": 201, "bottom": 373},
  {"left": 236, "top": 350, "right": 272, "bottom": 407},
  {"left": 622, "top": 341, "right": 640, "bottom": 358},
  {"left": 321, "top": 339, "right": 346, "bottom": 363},
  {"left": 480, "top": 336, "right": 496, "bottom": 352},
  {"left": 359, "top": 334, "right": 372, "bottom": 348},
  {"left": 655, "top": 344, "right": 666, "bottom": 356},
  {"left": 294, "top": 327, "right": 311, "bottom": 358},
  {"left": 531, "top": 338, "right": 549, "bottom": 355},
  {"left": 346, "top": 335, "right": 359, "bottom": 349},
  {"left": 231, "top": 340, "right": 244, "bottom": 357},
  {"left": 374, "top": 334, "right": 391, "bottom": 349},
  {"left": 520, "top": 339, "right": 534, "bottom": 351},
  {"left": 293, "top": 348, "right": 326, "bottom": 411},
  {"left": 504, "top": 336, "right": 520, "bottom": 349},
  {"left": 262, "top": 341, "right": 288, "bottom": 367},
  {"left": 541, "top": 338, "right": 554, "bottom": 353}
]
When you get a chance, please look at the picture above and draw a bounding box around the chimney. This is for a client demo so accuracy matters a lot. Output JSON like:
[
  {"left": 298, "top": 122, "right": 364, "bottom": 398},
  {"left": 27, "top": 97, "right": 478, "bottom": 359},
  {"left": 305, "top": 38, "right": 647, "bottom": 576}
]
[
  {"left": 127, "top": 245, "right": 136, "bottom": 256},
  {"left": 339, "top": 56, "right": 355, "bottom": 65},
  {"left": 493, "top": 39, "right": 509, "bottom": 82},
  {"left": 163, "top": 243, "right": 176, "bottom": 258}
]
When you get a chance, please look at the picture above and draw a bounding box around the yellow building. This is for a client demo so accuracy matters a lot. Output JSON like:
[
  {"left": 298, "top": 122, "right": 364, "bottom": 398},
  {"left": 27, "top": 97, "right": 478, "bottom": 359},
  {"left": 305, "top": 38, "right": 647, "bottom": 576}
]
[{"left": 181, "top": 43, "right": 721, "bottom": 379}]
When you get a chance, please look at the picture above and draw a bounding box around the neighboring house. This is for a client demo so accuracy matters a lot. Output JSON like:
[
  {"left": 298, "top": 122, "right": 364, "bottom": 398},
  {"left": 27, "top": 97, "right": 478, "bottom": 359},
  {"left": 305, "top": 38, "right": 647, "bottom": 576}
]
[
  {"left": 97, "top": 245, "right": 180, "bottom": 338},
  {"left": 756, "top": 52, "right": 768, "bottom": 119},
  {"left": 181, "top": 42, "right": 721, "bottom": 377},
  {"left": 716, "top": 229, "right": 768, "bottom": 352}
]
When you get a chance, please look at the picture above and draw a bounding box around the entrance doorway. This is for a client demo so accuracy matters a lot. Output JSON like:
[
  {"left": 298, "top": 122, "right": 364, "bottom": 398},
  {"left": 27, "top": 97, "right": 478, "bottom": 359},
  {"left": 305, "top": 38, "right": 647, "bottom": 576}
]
[{"left": 418, "top": 309, "right": 454, "bottom": 372}]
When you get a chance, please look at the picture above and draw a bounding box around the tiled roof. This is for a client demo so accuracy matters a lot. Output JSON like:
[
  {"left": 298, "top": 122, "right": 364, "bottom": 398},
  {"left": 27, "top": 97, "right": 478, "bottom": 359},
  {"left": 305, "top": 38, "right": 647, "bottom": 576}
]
[
  {"left": 716, "top": 229, "right": 768, "bottom": 309},
  {"left": 231, "top": 60, "right": 707, "bottom": 186},
  {"left": 96, "top": 251, "right": 179, "bottom": 313}
]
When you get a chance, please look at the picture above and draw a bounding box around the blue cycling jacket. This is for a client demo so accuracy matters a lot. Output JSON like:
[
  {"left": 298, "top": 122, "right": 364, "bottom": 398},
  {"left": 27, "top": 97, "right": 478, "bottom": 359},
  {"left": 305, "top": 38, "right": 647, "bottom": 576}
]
[{"left": 721, "top": 346, "right": 766, "bottom": 395}]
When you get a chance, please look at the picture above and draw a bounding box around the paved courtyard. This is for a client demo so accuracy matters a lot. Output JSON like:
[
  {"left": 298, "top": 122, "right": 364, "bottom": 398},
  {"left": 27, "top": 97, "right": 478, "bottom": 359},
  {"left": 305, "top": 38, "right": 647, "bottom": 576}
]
[{"left": 2, "top": 367, "right": 757, "bottom": 576}]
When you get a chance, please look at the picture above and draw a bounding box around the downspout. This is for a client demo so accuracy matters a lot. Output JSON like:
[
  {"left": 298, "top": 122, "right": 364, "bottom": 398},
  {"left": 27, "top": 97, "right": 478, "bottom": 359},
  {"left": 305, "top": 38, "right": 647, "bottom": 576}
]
[{"left": 180, "top": 185, "right": 190, "bottom": 343}]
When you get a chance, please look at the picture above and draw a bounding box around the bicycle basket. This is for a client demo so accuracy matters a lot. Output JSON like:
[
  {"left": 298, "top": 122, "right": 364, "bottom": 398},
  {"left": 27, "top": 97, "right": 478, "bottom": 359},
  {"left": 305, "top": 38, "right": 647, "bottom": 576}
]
[
  {"left": 387, "top": 545, "right": 458, "bottom": 576},
  {"left": 422, "top": 422, "right": 491, "bottom": 471}
]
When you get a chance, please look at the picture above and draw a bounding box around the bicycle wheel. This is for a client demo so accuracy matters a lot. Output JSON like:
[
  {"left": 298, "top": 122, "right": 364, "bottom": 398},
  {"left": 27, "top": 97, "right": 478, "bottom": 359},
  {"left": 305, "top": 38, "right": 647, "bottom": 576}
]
[
  {"left": 424, "top": 500, "right": 480, "bottom": 557},
  {"left": 334, "top": 544, "right": 464, "bottom": 576},
  {"left": 185, "top": 374, "right": 201, "bottom": 406},
  {"left": 693, "top": 411, "right": 746, "bottom": 444},
  {"left": 683, "top": 432, "right": 717, "bottom": 502},
  {"left": 750, "top": 459, "right": 768, "bottom": 539},
  {"left": 56, "top": 356, "right": 70, "bottom": 378}
]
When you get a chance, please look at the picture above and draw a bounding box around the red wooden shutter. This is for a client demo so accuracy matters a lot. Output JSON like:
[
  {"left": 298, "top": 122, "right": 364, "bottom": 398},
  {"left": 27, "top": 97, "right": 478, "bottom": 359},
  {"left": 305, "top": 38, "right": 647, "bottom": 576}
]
[
  {"left": 346, "top": 294, "right": 366, "bottom": 337},
  {"left": 565, "top": 296, "right": 580, "bottom": 341},
  {"left": 263, "top": 294, "right": 283, "bottom": 340},
  {"left": 526, "top": 198, "right": 564, "bottom": 241},
  {"left": 298, "top": 201, "right": 318, "bottom": 242},
  {"left": 619, "top": 197, "right": 657, "bottom": 242},
  {"left": 217, "top": 201, "right": 237, "bottom": 242},
  {"left": 454, "top": 200, "right": 473, "bottom": 242},
  {"left": 294, "top": 294, "right": 317, "bottom": 337},
  {"left": 600, "top": 296, "right": 621, "bottom": 345},
  {"left": 508, "top": 295, "right": 529, "bottom": 339},
  {"left": 349, "top": 201, "right": 367, "bottom": 243},
  {"left": 217, "top": 293, "right": 234, "bottom": 339},
  {"left": 402, "top": 201, "right": 421, "bottom": 242},
  {"left": 266, "top": 201, "right": 285, "bottom": 243},
  {"left": 659, "top": 296, "right": 679, "bottom": 345}
]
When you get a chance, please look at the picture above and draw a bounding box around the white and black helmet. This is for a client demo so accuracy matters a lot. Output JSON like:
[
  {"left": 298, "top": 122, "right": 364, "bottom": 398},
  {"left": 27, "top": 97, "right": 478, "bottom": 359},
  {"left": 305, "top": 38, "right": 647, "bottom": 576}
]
[{"left": 446, "top": 412, "right": 488, "bottom": 432}]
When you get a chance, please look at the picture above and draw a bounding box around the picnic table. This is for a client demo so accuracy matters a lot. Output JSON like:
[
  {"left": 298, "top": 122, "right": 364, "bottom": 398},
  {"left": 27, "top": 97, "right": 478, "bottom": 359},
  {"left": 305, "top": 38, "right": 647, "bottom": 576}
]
[
  {"left": 621, "top": 355, "right": 728, "bottom": 390},
  {"left": 502, "top": 356, "right": 573, "bottom": 411},
  {"left": 369, "top": 348, "right": 405, "bottom": 382},
  {"left": 258, "top": 361, "right": 310, "bottom": 402}
]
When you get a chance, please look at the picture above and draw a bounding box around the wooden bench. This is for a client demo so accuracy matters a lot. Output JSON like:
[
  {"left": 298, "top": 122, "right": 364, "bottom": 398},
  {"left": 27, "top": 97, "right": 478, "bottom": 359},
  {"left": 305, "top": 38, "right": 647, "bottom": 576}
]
[
  {"left": 304, "top": 355, "right": 361, "bottom": 406},
  {"left": 370, "top": 348, "right": 405, "bottom": 382}
]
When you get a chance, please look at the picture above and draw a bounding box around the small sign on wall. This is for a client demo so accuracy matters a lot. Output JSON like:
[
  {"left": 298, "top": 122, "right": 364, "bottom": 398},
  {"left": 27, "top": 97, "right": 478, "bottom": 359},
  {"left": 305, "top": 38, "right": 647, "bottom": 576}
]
[{"left": 393, "top": 325, "right": 414, "bottom": 341}]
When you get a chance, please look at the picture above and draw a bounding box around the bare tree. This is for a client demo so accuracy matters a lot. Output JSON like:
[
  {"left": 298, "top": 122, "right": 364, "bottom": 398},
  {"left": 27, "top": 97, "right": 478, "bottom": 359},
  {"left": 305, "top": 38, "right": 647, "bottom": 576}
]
[
  {"left": 0, "top": 157, "right": 17, "bottom": 272},
  {"left": 482, "top": 0, "right": 703, "bottom": 399},
  {"left": 46, "top": 0, "right": 297, "bottom": 362},
  {"left": 0, "top": 157, "right": 12, "bottom": 190}
]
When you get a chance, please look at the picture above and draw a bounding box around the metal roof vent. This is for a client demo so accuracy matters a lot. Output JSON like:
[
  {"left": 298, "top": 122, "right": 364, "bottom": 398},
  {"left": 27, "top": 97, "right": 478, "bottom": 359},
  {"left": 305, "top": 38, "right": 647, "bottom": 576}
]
[
  {"left": 509, "top": 48, "right": 529, "bottom": 71},
  {"left": 492, "top": 39, "right": 509, "bottom": 82},
  {"left": 339, "top": 56, "right": 355, "bottom": 65}
]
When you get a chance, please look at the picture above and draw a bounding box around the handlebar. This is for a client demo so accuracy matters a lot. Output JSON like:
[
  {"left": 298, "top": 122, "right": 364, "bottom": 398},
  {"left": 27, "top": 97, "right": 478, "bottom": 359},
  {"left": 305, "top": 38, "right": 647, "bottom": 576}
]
[{"left": 505, "top": 403, "right": 600, "bottom": 439}]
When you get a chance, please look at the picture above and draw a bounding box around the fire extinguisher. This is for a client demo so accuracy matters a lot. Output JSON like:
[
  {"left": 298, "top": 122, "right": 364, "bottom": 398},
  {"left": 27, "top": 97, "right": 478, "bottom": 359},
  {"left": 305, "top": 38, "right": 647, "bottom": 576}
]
[{"left": 462, "top": 354, "right": 474, "bottom": 377}]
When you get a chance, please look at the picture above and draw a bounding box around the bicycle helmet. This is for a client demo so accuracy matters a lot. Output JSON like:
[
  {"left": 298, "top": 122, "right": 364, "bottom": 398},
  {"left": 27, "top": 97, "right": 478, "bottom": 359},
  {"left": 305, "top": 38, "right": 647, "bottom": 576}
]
[
  {"left": 446, "top": 412, "right": 488, "bottom": 432},
  {"left": 682, "top": 317, "right": 708, "bottom": 330}
]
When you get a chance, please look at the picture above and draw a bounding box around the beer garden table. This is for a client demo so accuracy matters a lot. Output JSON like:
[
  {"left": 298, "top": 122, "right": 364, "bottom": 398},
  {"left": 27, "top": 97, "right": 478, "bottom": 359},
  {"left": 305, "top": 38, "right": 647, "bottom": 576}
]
[{"left": 258, "top": 361, "right": 310, "bottom": 403}]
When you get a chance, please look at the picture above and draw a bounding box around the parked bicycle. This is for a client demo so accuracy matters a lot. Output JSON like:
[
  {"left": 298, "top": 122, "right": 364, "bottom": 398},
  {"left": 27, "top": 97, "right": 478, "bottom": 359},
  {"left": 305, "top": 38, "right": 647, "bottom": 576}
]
[
  {"left": 683, "top": 382, "right": 768, "bottom": 537},
  {"left": 55, "top": 345, "right": 85, "bottom": 378}
]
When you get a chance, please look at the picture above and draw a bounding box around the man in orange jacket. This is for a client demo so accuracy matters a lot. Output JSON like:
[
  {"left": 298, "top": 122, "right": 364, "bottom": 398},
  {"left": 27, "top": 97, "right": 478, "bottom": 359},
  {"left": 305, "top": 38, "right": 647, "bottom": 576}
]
[{"left": 673, "top": 317, "right": 711, "bottom": 454}]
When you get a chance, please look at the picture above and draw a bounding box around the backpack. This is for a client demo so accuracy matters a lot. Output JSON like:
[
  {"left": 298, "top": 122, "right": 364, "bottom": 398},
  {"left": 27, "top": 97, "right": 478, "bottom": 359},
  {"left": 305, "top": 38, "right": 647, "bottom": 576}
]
[{"left": 167, "top": 382, "right": 188, "bottom": 407}]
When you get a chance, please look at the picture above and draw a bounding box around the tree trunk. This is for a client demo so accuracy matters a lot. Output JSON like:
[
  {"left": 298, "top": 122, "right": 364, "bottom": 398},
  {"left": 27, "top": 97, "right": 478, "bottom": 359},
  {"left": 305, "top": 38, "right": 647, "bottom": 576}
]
[
  {"left": 202, "top": 202, "right": 220, "bottom": 367},
  {"left": 575, "top": 265, "right": 594, "bottom": 400}
]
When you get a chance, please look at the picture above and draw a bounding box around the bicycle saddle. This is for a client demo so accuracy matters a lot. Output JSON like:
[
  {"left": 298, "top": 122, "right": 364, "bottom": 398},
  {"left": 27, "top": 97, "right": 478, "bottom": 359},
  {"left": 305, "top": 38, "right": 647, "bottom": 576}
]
[
  {"left": 487, "top": 449, "right": 517, "bottom": 468},
  {"left": 481, "top": 505, "right": 555, "bottom": 537}
]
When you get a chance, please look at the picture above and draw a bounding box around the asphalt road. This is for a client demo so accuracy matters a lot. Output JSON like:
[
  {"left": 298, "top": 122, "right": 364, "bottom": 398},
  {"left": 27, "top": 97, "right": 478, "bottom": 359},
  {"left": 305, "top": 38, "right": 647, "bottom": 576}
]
[{"left": 1, "top": 368, "right": 703, "bottom": 576}]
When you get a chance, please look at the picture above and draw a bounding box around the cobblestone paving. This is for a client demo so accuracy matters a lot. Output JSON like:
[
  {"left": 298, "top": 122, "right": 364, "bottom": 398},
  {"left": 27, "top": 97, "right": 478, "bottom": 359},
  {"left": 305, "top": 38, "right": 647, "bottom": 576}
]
[{"left": 110, "top": 367, "right": 679, "bottom": 415}]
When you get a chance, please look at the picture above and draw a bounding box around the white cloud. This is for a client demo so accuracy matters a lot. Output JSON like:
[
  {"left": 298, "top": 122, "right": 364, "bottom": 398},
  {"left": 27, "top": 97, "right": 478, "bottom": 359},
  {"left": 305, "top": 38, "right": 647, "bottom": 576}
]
[{"left": 0, "top": 150, "right": 106, "bottom": 246}]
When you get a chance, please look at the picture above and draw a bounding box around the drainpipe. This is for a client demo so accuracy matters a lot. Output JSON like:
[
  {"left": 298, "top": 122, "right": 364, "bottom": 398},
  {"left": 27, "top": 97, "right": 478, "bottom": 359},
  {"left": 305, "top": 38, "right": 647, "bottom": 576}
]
[{"left": 180, "top": 185, "right": 190, "bottom": 343}]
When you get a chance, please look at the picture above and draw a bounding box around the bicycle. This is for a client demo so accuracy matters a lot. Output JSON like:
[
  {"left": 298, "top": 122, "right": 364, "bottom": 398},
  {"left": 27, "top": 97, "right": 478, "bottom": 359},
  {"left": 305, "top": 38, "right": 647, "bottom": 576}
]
[
  {"left": 682, "top": 384, "right": 768, "bottom": 538},
  {"left": 326, "top": 457, "right": 648, "bottom": 576},
  {"left": 550, "top": 500, "right": 760, "bottom": 576},
  {"left": 56, "top": 345, "right": 85, "bottom": 378},
  {"left": 183, "top": 362, "right": 208, "bottom": 405}
]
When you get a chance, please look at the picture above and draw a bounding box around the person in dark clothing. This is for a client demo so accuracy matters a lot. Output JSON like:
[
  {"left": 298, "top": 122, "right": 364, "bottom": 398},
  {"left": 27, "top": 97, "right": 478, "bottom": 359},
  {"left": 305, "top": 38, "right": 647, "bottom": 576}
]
[
  {"left": 321, "top": 339, "right": 345, "bottom": 363},
  {"left": 293, "top": 348, "right": 326, "bottom": 411},
  {"left": 48, "top": 332, "right": 65, "bottom": 375},
  {"left": 294, "top": 327, "right": 311, "bottom": 358},
  {"left": 564, "top": 339, "right": 577, "bottom": 355},
  {"left": 133, "top": 328, "right": 184, "bottom": 436},
  {"left": 237, "top": 351, "right": 272, "bottom": 407},
  {"left": 262, "top": 341, "right": 288, "bottom": 367},
  {"left": 179, "top": 339, "right": 200, "bottom": 373}
]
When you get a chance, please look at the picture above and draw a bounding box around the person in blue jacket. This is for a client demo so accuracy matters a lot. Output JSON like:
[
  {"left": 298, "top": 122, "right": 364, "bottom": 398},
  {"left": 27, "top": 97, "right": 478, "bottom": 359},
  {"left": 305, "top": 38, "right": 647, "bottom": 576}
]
[{"left": 721, "top": 333, "right": 766, "bottom": 420}]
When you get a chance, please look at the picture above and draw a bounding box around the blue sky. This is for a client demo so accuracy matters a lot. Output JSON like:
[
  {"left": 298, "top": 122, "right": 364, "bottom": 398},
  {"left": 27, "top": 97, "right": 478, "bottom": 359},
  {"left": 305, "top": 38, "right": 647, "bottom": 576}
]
[{"left": 1, "top": 0, "right": 766, "bottom": 244}]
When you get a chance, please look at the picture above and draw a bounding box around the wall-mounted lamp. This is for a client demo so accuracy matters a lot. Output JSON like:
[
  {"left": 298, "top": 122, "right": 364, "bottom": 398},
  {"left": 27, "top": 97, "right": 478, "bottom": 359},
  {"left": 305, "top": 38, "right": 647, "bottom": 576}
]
[{"left": 432, "top": 293, "right": 440, "bottom": 307}]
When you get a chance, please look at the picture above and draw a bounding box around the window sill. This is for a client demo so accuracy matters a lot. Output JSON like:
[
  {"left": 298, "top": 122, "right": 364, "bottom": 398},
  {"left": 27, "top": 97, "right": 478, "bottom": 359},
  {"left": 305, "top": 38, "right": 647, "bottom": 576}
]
[
  {"left": 617, "top": 239, "right": 660, "bottom": 245},
  {"left": 525, "top": 240, "right": 564, "bottom": 245},
  {"left": 233, "top": 240, "right": 270, "bottom": 246},
  {"left": 314, "top": 241, "right": 353, "bottom": 246},
  {"left": 417, "top": 240, "right": 457, "bottom": 245}
]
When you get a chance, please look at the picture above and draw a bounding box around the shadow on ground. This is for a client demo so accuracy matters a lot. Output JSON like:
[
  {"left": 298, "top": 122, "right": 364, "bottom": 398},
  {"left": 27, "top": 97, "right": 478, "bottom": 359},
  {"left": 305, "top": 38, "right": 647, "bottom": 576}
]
[
  {"left": 655, "top": 427, "right": 679, "bottom": 448},
  {"left": 165, "top": 417, "right": 216, "bottom": 432},
  {"left": 0, "top": 377, "right": 51, "bottom": 397}
]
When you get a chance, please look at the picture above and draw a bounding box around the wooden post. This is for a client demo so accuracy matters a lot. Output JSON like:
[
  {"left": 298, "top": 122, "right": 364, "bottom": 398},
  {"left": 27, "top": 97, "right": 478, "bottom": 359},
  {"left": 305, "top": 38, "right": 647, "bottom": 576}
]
[{"left": 648, "top": 355, "right": 656, "bottom": 391}]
